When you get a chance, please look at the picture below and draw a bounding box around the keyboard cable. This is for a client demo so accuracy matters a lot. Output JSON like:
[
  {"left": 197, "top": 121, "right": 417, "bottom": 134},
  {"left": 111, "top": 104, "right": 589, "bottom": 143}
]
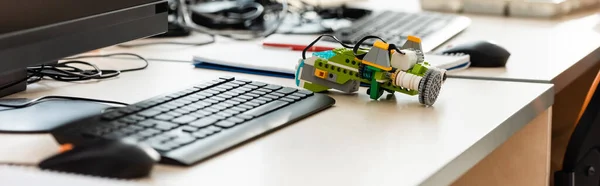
[{"left": 0, "top": 53, "right": 150, "bottom": 109}]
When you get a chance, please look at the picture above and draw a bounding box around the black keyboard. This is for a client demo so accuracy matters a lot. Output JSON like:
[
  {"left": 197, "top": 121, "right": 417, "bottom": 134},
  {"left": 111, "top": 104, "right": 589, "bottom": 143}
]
[
  {"left": 51, "top": 77, "right": 335, "bottom": 165},
  {"left": 330, "top": 10, "right": 471, "bottom": 52}
]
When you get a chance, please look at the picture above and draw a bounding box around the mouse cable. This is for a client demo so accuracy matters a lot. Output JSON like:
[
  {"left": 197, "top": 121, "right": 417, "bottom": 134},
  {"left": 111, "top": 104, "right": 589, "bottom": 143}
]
[
  {"left": 175, "top": 0, "right": 289, "bottom": 41},
  {"left": 116, "top": 34, "right": 216, "bottom": 48},
  {"left": 0, "top": 96, "right": 129, "bottom": 109}
]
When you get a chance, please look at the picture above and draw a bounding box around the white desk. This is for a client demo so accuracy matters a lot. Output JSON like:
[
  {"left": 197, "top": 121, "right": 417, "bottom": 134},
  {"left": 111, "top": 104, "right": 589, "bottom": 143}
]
[{"left": 1, "top": 58, "right": 553, "bottom": 186}]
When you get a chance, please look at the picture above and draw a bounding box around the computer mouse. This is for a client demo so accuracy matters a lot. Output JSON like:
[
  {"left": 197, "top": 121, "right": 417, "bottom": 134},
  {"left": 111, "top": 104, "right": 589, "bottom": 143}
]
[
  {"left": 38, "top": 139, "right": 160, "bottom": 179},
  {"left": 441, "top": 40, "right": 510, "bottom": 67}
]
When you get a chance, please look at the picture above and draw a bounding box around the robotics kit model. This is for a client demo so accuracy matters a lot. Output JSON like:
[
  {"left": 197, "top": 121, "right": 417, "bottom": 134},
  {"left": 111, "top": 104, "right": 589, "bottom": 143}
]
[{"left": 294, "top": 35, "right": 447, "bottom": 106}]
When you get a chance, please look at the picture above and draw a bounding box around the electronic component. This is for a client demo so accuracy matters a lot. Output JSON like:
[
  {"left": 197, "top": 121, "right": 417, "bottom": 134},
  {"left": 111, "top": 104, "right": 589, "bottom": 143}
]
[
  {"left": 50, "top": 77, "right": 335, "bottom": 165},
  {"left": 295, "top": 35, "right": 446, "bottom": 106}
]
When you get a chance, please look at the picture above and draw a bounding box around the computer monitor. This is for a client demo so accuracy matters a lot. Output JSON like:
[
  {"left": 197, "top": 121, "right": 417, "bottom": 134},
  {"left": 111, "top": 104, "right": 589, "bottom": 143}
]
[{"left": 0, "top": 0, "right": 168, "bottom": 97}]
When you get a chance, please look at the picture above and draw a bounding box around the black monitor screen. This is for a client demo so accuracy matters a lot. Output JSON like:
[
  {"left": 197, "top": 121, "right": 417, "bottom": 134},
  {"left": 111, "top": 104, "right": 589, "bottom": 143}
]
[{"left": 0, "top": 0, "right": 159, "bottom": 34}]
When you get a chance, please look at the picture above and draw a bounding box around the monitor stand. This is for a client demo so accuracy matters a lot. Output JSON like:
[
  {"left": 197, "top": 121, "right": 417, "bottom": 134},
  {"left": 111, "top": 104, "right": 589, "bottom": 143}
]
[{"left": 0, "top": 66, "right": 113, "bottom": 133}]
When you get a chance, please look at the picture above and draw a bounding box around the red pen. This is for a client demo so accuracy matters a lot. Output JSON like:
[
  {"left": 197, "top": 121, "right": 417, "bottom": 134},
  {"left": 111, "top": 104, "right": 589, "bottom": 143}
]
[{"left": 262, "top": 42, "right": 335, "bottom": 52}]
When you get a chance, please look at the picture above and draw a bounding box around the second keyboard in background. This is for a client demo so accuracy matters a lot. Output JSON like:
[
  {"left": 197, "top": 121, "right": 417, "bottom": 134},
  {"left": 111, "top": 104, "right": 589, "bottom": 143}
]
[{"left": 329, "top": 10, "right": 471, "bottom": 52}]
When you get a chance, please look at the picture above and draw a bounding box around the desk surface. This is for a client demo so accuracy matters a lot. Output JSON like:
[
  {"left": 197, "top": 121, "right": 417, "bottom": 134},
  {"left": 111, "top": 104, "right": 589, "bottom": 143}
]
[
  {"left": 100, "top": 0, "right": 600, "bottom": 93},
  {"left": 4, "top": 58, "right": 553, "bottom": 186}
]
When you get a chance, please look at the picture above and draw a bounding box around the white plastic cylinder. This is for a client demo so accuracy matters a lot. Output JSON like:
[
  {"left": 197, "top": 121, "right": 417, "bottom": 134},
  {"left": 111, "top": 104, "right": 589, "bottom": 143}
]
[{"left": 394, "top": 71, "right": 422, "bottom": 90}]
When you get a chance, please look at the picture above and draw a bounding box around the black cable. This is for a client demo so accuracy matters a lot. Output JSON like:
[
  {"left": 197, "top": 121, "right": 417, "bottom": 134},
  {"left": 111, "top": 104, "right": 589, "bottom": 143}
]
[
  {"left": 352, "top": 36, "right": 405, "bottom": 59},
  {"left": 302, "top": 34, "right": 354, "bottom": 59},
  {"left": 0, "top": 96, "right": 128, "bottom": 109},
  {"left": 62, "top": 53, "right": 148, "bottom": 73},
  {"left": 22, "top": 53, "right": 148, "bottom": 85},
  {"left": 116, "top": 34, "right": 216, "bottom": 48},
  {"left": 175, "top": 0, "right": 289, "bottom": 40}
]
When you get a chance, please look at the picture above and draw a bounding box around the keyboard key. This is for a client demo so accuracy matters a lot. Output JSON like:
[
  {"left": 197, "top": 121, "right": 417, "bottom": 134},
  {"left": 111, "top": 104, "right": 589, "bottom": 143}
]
[
  {"left": 211, "top": 96, "right": 226, "bottom": 102},
  {"left": 249, "top": 82, "right": 267, "bottom": 87},
  {"left": 236, "top": 114, "right": 254, "bottom": 120},
  {"left": 257, "top": 97, "right": 273, "bottom": 102},
  {"left": 238, "top": 95, "right": 252, "bottom": 100},
  {"left": 223, "top": 91, "right": 240, "bottom": 97},
  {"left": 108, "top": 121, "right": 128, "bottom": 129},
  {"left": 163, "top": 102, "right": 185, "bottom": 108},
  {"left": 242, "top": 85, "right": 259, "bottom": 90},
  {"left": 215, "top": 120, "right": 236, "bottom": 128},
  {"left": 187, "top": 94, "right": 206, "bottom": 101},
  {"left": 238, "top": 87, "right": 252, "bottom": 92},
  {"left": 118, "top": 106, "right": 140, "bottom": 114},
  {"left": 222, "top": 109, "right": 241, "bottom": 115},
  {"left": 243, "top": 101, "right": 289, "bottom": 117},
  {"left": 226, "top": 117, "right": 245, "bottom": 124},
  {"left": 138, "top": 119, "right": 159, "bottom": 127},
  {"left": 276, "top": 87, "right": 297, "bottom": 95},
  {"left": 250, "top": 99, "right": 266, "bottom": 105},
  {"left": 150, "top": 141, "right": 174, "bottom": 151},
  {"left": 204, "top": 107, "right": 221, "bottom": 113},
  {"left": 104, "top": 131, "right": 127, "bottom": 139},
  {"left": 297, "top": 89, "right": 314, "bottom": 95},
  {"left": 237, "top": 79, "right": 251, "bottom": 83},
  {"left": 217, "top": 94, "right": 233, "bottom": 99},
  {"left": 190, "top": 117, "right": 218, "bottom": 128},
  {"left": 243, "top": 102, "right": 260, "bottom": 107},
  {"left": 206, "top": 126, "right": 222, "bottom": 133},
  {"left": 138, "top": 109, "right": 163, "bottom": 117},
  {"left": 154, "top": 113, "right": 175, "bottom": 121},
  {"left": 251, "top": 90, "right": 267, "bottom": 95},
  {"left": 211, "top": 87, "right": 227, "bottom": 93},
  {"left": 270, "top": 92, "right": 285, "bottom": 97},
  {"left": 291, "top": 92, "right": 308, "bottom": 99},
  {"left": 285, "top": 95, "right": 301, "bottom": 101},
  {"left": 118, "top": 117, "right": 137, "bottom": 124},
  {"left": 237, "top": 104, "right": 254, "bottom": 110},
  {"left": 192, "top": 131, "right": 209, "bottom": 138},
  {"left": 224, "top": 100, "right": 240, "bottom": 105},
  {"left": 212, "top": 104, "right": 229, "bottom": 110},
  {"left": 128, "top": 115, "right": 146, "bottom": 121},
  {"left": 232, "top": 97, "right": 248, "bottom": 102},
  {"left": 280, "top": 98, "right": 295, "bottom": 102},
  {"left": 100, "top": 111, "right": 124, "bottom": 120},
  {"left": 257, "top": 88, "right": 273, "bottom": 93},
  {"left": 194, "top": 110, "right": 213, "bottom": 116},
  {"left": 219, "top": 76, "right": 235, "bottom": 81},
  {"left": 154, "top": 105, "right": 173, "bottom": 112},
  {"left": 180, "top": 126, "right": 198, "bottom": 133},
  {"left": 196, "top": 91, "right": 213, "bottom": 97},
  {"left": 172, "top": 115, "right": 198, "bottom": 124},
  {"left": 177, "top": 106, "right": 197, "bottom": 113},
  {"left": 139, "top": 128, "right": 161, "bottom": 137},
  {"left": 245, "top": 93, "right": 260, "bottom": 98},
  {"left": 128, "top": 125, "right": 144, "bottom": 131},
  {"left": 230, "top": 107, "right": 247, "bottom": 112},
  {"left": 173, "top": 99, "right": 192, "bottom": 105},
  {"left": 263, "top": 84, "right": 282, "bottom": 90},
  {"left": 264, "top": 94, "right": 279, "bottom": 100},
  {"left": 172, "top": 135, "right": 195, "bottom": 145},
  {"left": 154, "top": 121, "right": 179, "bottom": 131},
  {"left": 216, "top": 112, "right": 234, "bottom": 118},
  {"left": 230, "top": 89, "right": 247, "bottom": 95},
  {"left": 231, "top": 80, "right": 248, "bottom": 85}
]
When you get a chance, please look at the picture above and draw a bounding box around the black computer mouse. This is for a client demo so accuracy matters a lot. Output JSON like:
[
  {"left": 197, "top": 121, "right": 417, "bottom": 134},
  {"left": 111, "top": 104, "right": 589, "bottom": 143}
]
[
  {"left": 441, "top": 40, "right": 510, "bottom": 67},
  {"left": 38, "top": 139, "right": 160, "bottom": 179}
]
